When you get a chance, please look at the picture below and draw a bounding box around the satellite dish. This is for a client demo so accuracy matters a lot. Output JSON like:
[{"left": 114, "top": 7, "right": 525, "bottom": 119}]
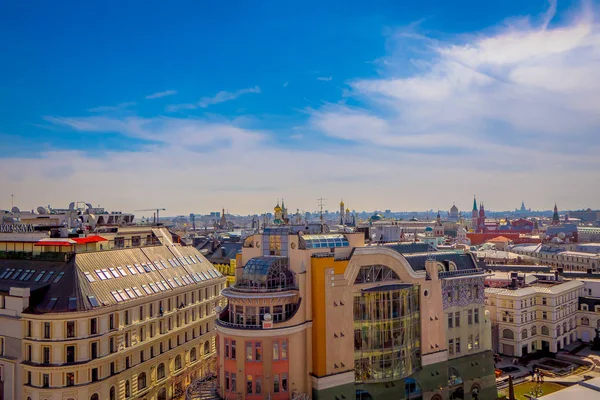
[
  {"left": 215, "top": 306, "right": 222, "bottom": 314},
  {"left": 37, "top": 206, "right": 47, "bottom": 214},
  {"left": 263, "top": 313, "right": 272, "bottom": 321},
  {"left": 558, "top": 232, "right": 566, "bottom": 240},
  {"left": 69, "top": 202, "right": 75, "bottom": 210},
  {"left": 11, "top": 206, "right": 20, "bottom": 214}
]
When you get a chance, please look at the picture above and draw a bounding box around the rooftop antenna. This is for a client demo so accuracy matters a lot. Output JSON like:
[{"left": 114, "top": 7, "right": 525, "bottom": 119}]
[
  {"left": 317, "top": 197, "right": 326, "bottom": 233},
  {"left": 11, "top": 194, "right": 14, "bottom": 209}
]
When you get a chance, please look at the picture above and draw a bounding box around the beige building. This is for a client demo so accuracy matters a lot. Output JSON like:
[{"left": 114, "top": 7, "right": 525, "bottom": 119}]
[
  {"left": 215, "top": 225, "right": 497, "bottom": 400},
  {"left": 510, "top": 245, "right": 600, "bottom": 272},
  {"left": 0, "top": 226, "right": 226, "bottom": 400},
  {"left": 485, "top": 279, "right": 584, "bottom": 356}
]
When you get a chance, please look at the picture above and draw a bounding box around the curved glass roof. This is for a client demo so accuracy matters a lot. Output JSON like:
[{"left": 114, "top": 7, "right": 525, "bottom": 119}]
[
  {"left": 239, "top": 256, "right": 294, "bottom": 289},
  {"left": 300, "top": 234, "right": 349, "bottom": 249}
]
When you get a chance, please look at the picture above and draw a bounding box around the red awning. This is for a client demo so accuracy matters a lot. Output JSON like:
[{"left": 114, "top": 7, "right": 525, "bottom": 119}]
[
  {"left": 72, "top": 235, "right": 107, "bottom": 244},
  {"left": 35, "top": 241, "right": 74, "bottom": 246}
]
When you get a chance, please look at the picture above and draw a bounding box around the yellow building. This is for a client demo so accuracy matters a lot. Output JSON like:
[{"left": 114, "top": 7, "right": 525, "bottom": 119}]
[
  {"left": 0, "top": 226, "right": 226, "bottom": 400},
  {"left": 215, "top": 228, "right": 497, "bottom": 400}
]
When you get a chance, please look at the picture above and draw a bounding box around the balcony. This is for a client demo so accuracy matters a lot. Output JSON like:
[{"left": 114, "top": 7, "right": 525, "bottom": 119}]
[{"left": 216, "top": 299, "right": 302, "bottom": 330}]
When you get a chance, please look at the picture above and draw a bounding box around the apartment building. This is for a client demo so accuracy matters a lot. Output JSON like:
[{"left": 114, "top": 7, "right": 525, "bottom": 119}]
[
  {"left": 0, "top": 227, "right": 226, "bottom": 400},
  {"left": 485, "top": 279, "right": 584, "bottom": 357}
]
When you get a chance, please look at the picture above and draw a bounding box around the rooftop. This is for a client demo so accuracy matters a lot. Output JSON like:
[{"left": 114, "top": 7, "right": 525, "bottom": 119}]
[{"left": 485, "top": 280, "right": 584, "bottom": 297}]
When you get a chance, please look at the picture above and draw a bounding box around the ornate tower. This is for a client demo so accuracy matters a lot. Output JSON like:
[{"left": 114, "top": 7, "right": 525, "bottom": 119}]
[
  {"left": 472, "top": 196, "right": 478, "bottom": 230},
  {"left": 340, "top": 199, "right": 345, "bottom": 225},
  {"left": 478, "top": 203, "right": 486, "bottom": 232},
  {"left": 552, "top": 204, "right": 560, "bottom": 225}
]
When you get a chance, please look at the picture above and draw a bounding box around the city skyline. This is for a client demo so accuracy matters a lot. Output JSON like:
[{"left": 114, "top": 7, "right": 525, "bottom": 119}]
[{"left": 2, "top": 0, "right": 600, "bottom": 214}]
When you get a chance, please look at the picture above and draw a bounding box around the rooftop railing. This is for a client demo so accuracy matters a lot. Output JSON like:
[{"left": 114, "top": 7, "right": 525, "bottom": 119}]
[{"left": 438, "top": 268, "right": 485, "bottom": 278}]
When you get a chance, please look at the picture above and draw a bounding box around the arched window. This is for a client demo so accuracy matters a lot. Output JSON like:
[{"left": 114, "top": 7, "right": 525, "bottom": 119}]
[
  {"left": 204, "top": 341, "right": 210, "bottom": 355},
  {"left": 531, "top": 325, "right": 537, "bottom": 335},
  {"left": 110, "top": 387, "right": 115, "bottom": 400},
  {"left": 158, "top": 388, "right": 167, "bottom": 400},
  {"left": 502, "top": 329, "right": 515, "bottom": 339},
  {"left": 175, "top": 355, "right": 182, "bottom": 370},
  {"left": 190, "top": 347, "right": 197, "bottom": 362},
  {"left": 138, "top": 372, "right": 147, "bottom": 390},
  {"left": 354, "top": 265, "right": 400, "bottom": 284},
  {"left": 91, "top": 395, "right": 99, "bottom": 400},
  {"left": 542, "top": 325, "right": 550, "bottom": 335},
  {"left": 157, "top": 363, "right": 166, "bottom": 380},
  {"left": 448, "top": 367, "right": 463, "bottom": 386},
  {"left": 557, "top": 326, "right": 561, "bottom": 336},
  {"left": 125, "top": 380, "right": 131, "bottom": 398},
  {"left": 404, "top": 378, "right": 422, "bottom": 399},
  {"left": 582, "top": 317, "right": 590, "bottom": 325},
  {"left": 521, "top": 329, "right": 528, "bottom": 339}
]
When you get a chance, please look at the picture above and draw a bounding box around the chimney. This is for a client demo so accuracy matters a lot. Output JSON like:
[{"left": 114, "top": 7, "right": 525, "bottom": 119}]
[
  {"left": 554, "top": 271, "right": 559, "bottom": 281},
  {"left": 425, "top": 259, "right": 439, "bottom": 281},
  {"left": 511, "top": 278, "right": 517, "bottom": 290}
]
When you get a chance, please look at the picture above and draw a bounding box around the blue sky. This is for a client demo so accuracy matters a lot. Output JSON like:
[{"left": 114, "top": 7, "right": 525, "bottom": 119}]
[{"left": 1, "top": 0, "right": 599, "bottom": 215}]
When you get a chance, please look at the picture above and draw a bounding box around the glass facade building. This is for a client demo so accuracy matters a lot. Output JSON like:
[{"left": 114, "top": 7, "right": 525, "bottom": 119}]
[{"left": 353, "top": 284, "right": 421, "bottom": 382}]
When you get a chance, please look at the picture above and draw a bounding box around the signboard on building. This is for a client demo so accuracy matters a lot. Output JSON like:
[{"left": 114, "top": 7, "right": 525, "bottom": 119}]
[
  {"left": 262, "top": 320, "right": 273, "bottom": 329},
  {"left": 0, "top": 224, "right": 35, "bottom": 233}
]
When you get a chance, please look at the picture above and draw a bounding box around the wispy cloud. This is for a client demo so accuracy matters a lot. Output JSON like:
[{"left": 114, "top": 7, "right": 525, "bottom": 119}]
[
  {"left": 317, "top": 76, "right": 332, "bottom": 81},
  {"left": 283, "top": 81, "right": 289, "bottom": 87},
  {"left": 145, "top": 90, "right": 177, "bottom": 99},
  {"left": 88, "top": 102, "right": 136, "bottom": 113},
  {"left": 167, "top": 86, "right": 261, "bottom": 112}
]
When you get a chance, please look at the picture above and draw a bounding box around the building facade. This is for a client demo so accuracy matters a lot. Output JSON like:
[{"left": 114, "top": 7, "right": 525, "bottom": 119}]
[
  {"left": 485, "top": 280, "right": 584, "bottom": 357},
  {"left": 0, "top": 227, "right": 226, "bottom": 400},
  {"left": 215, "top": 228, "right": 497, "bottom": 400}
]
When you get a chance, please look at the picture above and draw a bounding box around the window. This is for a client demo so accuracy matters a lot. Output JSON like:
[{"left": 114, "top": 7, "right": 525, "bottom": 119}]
[
  {"left": 110, "top": 337, "right": 116, "bottom": 353},
  {"left": 138, "top": 372, "right": 147, "bottom": 390},
  {"left": 90, "top": 318, "right": 98, "bottom": 335},
  {"left": 66, "top": 345, "right": 75, "bottom": 363},
  {"left": 231, "top": 340, "right": 236, "bottom": 359},
  {"left": 468, "top": 335, "right": 473, "bottom": 350},
  {"left": 66, "top": 372, "right": 75, "bottom": 386},
  {"left": 225, "top": 339, "right": 230, "bottom": 358},
  {"left": 256, "top": 376, "right": 262, "bottom": 394},
  {"left": 282, "top": 373, "right": 288, "bottom": 392},
  {"left": 542, "top": 325, "right": 550, "bottom": 335},
  {"left": 140, "top": 350, "right": 144, "bottom": 363},
  {"left": 190, "top": 347, "right": 197, "bottom": 362},
  {"left": 255, "top": 342, "right": 262, "bottom": 361},
  {"left": 281, "top": 339, "right": 288, "bottom": 359},
  {"left": 231, "top": 372, "right": 237, "bottom": 392},
  {"left": 125, "top": 381, "right": 131, "bottom": 397},
  {"left": 543, "top": 311, "right": 547, "bottom": 320},
  {"left": 44, "top": 322, "right": 51, "bottom": 338},
  {"left": 68, "top": 297, "right": 77, "bottom": 311},
  {"left": 273, "top": 341, "right": 279, "bottom": 360},
  {"left": 110, "top": 387, "right": 116, "bottom": 400},
  {"left": 502, "top": 329, "right": 514, "bottom": 339},
  {"left": 110, "top": 362, "right": 116, "bottom": 375},
  {"left": 542, "top": 297, "right": 547, "bottom": 305},
  {"left": 157, "top": 363, "right": 165, "bottom": 379},
  {"left": 474, "top": 335, "right": 480, "bottom": 350},
  {"left": 448, "top": 313, "right": 453, "bottom": 328},
  {"left": 455, "top": 337, "right": 461, "bottom": 353},
  {"left": 43, "top": 346, "right": 50, "bottom": 364},
  {"left": 246, "top": 342, "right": 253, "bottom": 361},
  {"left": 175, "top": 354, "right": 182, "bottom": 370},
  {"left": 274, "top": 374, "right": 280, "bottom": 393},
  {"left": 91, "top": 367, "right": 98, "bottom": 382},
  {"left": 91, "top": 342, "right": 98, "bottom": 359},
  {"left": 125, "top": 310, "right": 130, "bottom": 325},
  {"left": 109, "top": 313, "right": 115, "bottom": 329},
  {"left": 139, "top": 306, "right": 144, "bottom": 320},
  {"left": 67, "top": 321, "right": 75, "bottom": 338},
  {"left": 468, "top": 310, "right": 473, "bottom": 325},
  {"left": 532, "top": 325, "right": 537, "bottom": 335},
  {"left": 43, "top": 373, "right": 50, "bottom": 387},
  {"left": 455, "top": 312, "right": 460, "bottom": 327},
  {"left": 247, "top": 375, "right": 253, "bottom": 395},
  {"left": 522, "top": 329, "right": 528, "bottom": 339},
  {"left": 225, "top": 372, "right": 230, "bottom": 391},
  {"left": 474, "top": 308, "right": 479, "bottom": 323},
  {"left": 26, "top": 321, "right": 31, "bottom": 337}
]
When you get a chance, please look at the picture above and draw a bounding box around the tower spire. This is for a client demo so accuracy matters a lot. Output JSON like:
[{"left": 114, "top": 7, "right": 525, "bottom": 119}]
[
  {"left": 552, "top": 203, "right": 560, "bottom": 225},
  {"left": 472, "top": 195, "right": 478, "bottom": 212}
]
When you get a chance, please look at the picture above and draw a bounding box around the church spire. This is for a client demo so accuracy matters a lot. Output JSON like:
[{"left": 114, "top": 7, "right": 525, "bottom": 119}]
[
  {"left": 552, "top": 203, "right": 560, "bottom": 225},
  {"left": 472, "top": 195, "right": 478, "bottom": 212}
]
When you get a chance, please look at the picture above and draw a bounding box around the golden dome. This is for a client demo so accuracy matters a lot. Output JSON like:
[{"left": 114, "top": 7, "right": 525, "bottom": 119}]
[
  {"left": 346, "top": 208, "right": 350, "bottom": 213},
  {"left": 340, "top": 200, "right": 345, "bottom": 207}
]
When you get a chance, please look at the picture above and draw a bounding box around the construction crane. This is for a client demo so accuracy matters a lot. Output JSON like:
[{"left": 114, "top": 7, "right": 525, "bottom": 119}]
[{"left": 134, "top": 208, "right": 166, "bottom": 225}]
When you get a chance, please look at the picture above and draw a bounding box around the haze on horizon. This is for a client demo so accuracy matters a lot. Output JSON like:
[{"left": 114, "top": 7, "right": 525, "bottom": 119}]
[{"left": 1, "top": 0, "right": 599, "bottom": 215}]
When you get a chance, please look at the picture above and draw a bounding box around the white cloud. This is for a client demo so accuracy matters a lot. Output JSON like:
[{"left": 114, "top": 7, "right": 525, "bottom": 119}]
[
  {"left": 167, "top": 86, "right": 261, "bottom": 112},
  {"left": 88, "top": 102, "right": 136, "bottom": 113},
  {"left": 317, "top": 76, "right": 332, "bottom": 81},
  {"left": 3, "top": 2, "right": 600, "bottom": 214},
  {"left": 283, "top": 81, "right": 289, "bottom": 87},
  {"left": 145, "top": 90, "right": 177, "bottom": 99}
]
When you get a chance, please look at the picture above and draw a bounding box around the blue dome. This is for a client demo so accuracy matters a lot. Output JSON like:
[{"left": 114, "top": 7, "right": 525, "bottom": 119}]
[
  {"left": 425, "top": 226, "right": 433, "bottom": 232},
  {"left": 370, "top": 214, "right": 383, "bottom": 221}
]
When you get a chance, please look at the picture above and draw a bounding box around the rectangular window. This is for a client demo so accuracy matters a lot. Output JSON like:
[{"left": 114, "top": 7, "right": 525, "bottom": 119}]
[
  {"left": 282, "top": 373, "right": 288, "bottom": 392},
  {"left": 27, "top": 321, "right": 32, "bottom": 337},
  {"left": 225, "top": 372, "right": 230, "bottom": 391},
  {"left": 43, "top": 346, "right": 50, "bottom": 364},
  {"left": 91, "top": 367, "right": 98, "bottom": 382},
  {"left": 90, "top": 318, "right": 98, "bottom": 335},
  {"left": 274, "top": 374, "right": 280, "bottom": 393},
  {"left": 110, "top": 337, "right": 115, "bottom": 353},
  {"left": 43, "top": 373, "right": 50, "bottom": 388},
  {"left": 256, "top": 376, "right": 262, "bottom": 394},
  {"left": 448, "top": 339, "right": 454, "bottom": 355},
  {"left": 125, "top": 310, "right": 130, "bottom": 325},
  {"left": 139, "top": 306, "right": 144, "bottom": 320},
  {"left": 67, "top": 321, "right": 75, "bottom": 338},
  {"left": 255, "top": 342, "right": 262, "bottom": 361},
  {"left": 474, "top": 334, "right": 480, "bottom": 350},
  {"left": 468, "top": 310, "right": 473, "bottom": 325},
  {"left": 273, "top": 342, "right": 280, "bottom": 360},
  {"left": 543, "top": 311, "right": 547, "bottom": 320},
  {"left": 455, "top": 312, "right": 460, "bottom": 327},
  {"left": 246, "top": 342, "right": 253, "bottom": 361},
  {"left": 111, "top": 362, "right": 116, "bottom": 375},
  {"left": 247, "top": 375, "right": 253, "bottom": 395},
  {"left": 66, "top": 372, "right": 75, "bottom": 386},
  {"left": 474, "top": 308, "right": 479, "bottom": 323},
  {"left": 91, "top": 342, "right": 98, "bottom": 359},
  {"left": 468, "top": 335, "right": 473, "bottom": 350},
  {"left": 542, "top": 297, "right": 547, "bottom": 305},
  {"left": 44, "top": 322, "right": 51, "bottom": 339},
  {"left": 281, "top": 339, "right": 288, "bottom": 359},
  {"left": 231, "top": 340, "right": 236, "bottom": 359},
  {"left": 456, "top": 337, "right": 461, "bottom": 353},
  {"left": 109, "top": 313, "right": 115, "bottom": 330},
  {"left": 231, "top": 373, "right": 236, "bottom": 392},
  {"left": 448, "top": 312, "right": 453, "bottom": 328},
  {"left": 225, "top": 339, "right": 230, "bottom": 358},
  {"left": 66, "top": 345, "right": 75, "bottom": 363}
]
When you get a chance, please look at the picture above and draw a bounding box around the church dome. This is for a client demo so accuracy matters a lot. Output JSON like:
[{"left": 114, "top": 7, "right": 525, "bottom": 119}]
[
  {"left": 340, "top": 200, "right": 345, "bottom": 207},
  {"left": 370, "top": 213, "right": 383, "bottom": 221},
  {"left": 274, "top": 204, "right": 282, "bottom": 212},
  {"left": 425, "top": 226, "right": 433, "bottom": 232}
]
